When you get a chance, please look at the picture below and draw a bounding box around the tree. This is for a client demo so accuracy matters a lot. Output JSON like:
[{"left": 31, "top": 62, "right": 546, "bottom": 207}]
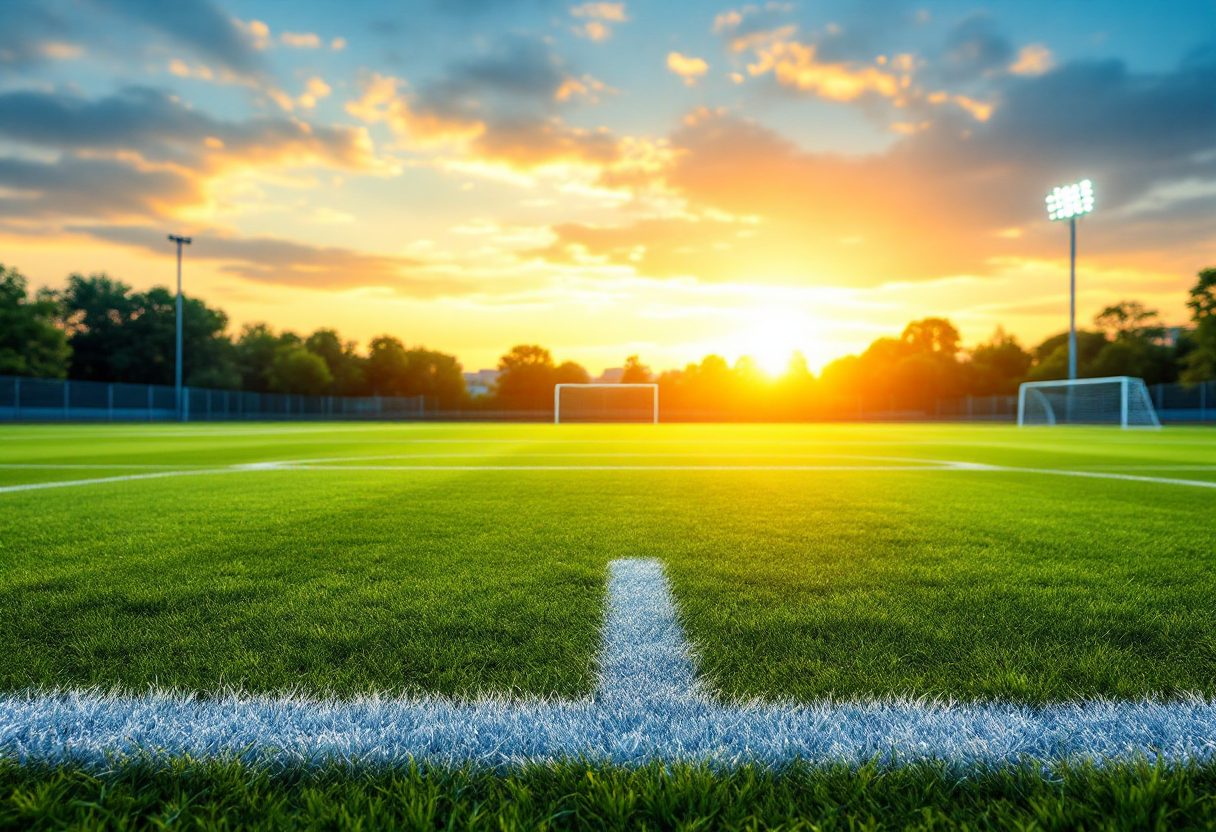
[
  {"left": 1094, "top": 301, "right": 1165, "bottom": 343},
  {"left": 967, "top": 327, "right": 1032, "bottom": 394},
  {"left": 399, "top": 347, "right": 466, "bottom": 408},
  {"left": 267, "top": 345, "right": 333, "bottom": 395},
  {"left": 364, "top": 337, "right": 465, "bottom": 404},
  {"left": 0, "top": 265, "right": 70, "bottom": 378},
  {"left": 1026, "top": 330, "right": 1109, "bottom": 381},
  {"left": 58, "top": 273, "right": 236, "bottom": 386},
  {"left": 619, "top": 355, "right": 652, "bottom": 383},
  {"left": 1181, "top": 268, "right": 1216, "bottom": 384},
  {"left": 234, "top": 324, "right": 294, "bottom": 392},
  {"left": 496, "top": 345, "right": 556, "bottom": 407},
  {"left": 365, "top": 336, "right": 410, "bottom": 395},
  {"left": 901, "top": 318, "right": 961, "bottom": 357},
  {"left": 306, "top": 329, "right": 367, "bottom": 395},
  {"left": 553, "top": 360, "right": 590, "bottom": 385}
]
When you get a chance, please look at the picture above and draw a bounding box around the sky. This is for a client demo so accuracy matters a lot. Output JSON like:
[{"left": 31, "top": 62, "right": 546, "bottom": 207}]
[{"left": 1, "top": 0, "right": 1214, "bottom": 375}]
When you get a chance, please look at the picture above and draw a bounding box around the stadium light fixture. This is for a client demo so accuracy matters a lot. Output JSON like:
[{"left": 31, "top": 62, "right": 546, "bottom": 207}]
[
  {"left": 1045, "top": 180, "right": 1094, "bottom": 380},
  {"left": 168, "top": 234, "right": 192, "bottom": 421}
]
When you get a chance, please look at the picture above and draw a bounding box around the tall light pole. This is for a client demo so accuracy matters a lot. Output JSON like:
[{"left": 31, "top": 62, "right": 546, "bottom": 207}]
[
  {"left": 1045, "top": 180, "right": 1094, "bottom": 380},
  {"left": 168, "top": 234, "right": 192, "bottom": 420}
]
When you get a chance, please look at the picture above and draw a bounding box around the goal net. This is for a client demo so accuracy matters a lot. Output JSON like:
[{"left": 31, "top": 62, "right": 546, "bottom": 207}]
[
  {"left": 555, "top": 384, "right": 658, "bottom": 424},
  {"left": 1018, "top": 376, "right": 1161, "bottom": 428}
]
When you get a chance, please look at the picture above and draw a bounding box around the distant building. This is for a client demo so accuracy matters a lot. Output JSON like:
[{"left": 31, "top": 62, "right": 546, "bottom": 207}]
[
  {"left": 597, "top": 367, "right": 624, "bottom": 383},
  {"left": 463, "top": 369, "right": 499, "bottom": 398}
]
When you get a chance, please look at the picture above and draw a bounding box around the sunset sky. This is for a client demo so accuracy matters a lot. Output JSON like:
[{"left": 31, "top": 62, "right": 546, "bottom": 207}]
[{"left": 1, "top": 0, "right": 1214, "bottom": 375}]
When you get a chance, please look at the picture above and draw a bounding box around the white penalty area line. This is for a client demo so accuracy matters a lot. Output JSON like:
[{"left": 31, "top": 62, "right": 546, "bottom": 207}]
[{"left": 2, "top": 558, "right": 1214, "bottom": 770}]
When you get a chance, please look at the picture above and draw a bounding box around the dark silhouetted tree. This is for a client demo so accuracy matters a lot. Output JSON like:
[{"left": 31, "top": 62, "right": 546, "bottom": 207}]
[
  {"left": 1182, "top": 268, "right": 1216, "bottom": 384},
  {"left": 0, "top": 265, "right": 70, "bottom": 378},
  {"left": 619, "top": 355, "right": 652, "bottom": 383}
]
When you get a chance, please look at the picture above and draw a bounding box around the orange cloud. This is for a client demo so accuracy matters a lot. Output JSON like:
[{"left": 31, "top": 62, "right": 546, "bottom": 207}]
[
  {"left": 531, "top": 109, "right": 1023, "bottom": 288},
  {"left": 73, "top": 225, "right": 467, "bottom": 295},
  {"left": 667, "top": 52, "right": 709, "bottom": 85},
  {"left": 280, "top": 31, "right": 321, "bottom": 48},
  {"left": 345, "top": 74, "right": 485, "bottom": 146},
  {"left": 1010, "top": 44, "right": 1054, "bottom": 76},
  {"left": 749, "top": 40, "right": 903, "bottom": 101},
  {"left": 570, "top": 2, "right": 628, "bottom": 41},
  {"left": 347, "top": 73, "right": 624, "bottom": 174}
]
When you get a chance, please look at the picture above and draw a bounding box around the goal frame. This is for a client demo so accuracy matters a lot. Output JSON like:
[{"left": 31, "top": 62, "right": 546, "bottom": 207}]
[
  {"left": 1017, "top": 376, "right": 1162, "bottom": 429},
  {"left": 554, "top": 383, "right": 659, "bottom": 424}
]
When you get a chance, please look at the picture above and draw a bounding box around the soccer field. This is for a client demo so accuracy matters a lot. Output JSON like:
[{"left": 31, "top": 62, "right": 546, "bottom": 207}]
[{"left": 2, "top": 422, "right": 1216, "bottom": 827}]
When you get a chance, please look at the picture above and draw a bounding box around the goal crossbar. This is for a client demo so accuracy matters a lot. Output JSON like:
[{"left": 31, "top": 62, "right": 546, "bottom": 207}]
[{"left": 555, "top": 383, "right": 658, "bottom": 424}]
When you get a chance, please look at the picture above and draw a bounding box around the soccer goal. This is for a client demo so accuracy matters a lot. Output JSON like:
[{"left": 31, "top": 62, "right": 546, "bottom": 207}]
[
  {"left": 1018, "top": 376, "right": 1161, "bottom": 428},
  {"left": 555, "top": 384, "right": 659, "bottom": 424}
]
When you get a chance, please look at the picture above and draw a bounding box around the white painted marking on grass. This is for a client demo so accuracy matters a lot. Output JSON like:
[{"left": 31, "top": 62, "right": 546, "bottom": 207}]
[
  {"left": 2, "top": 558, "right": 1214, "bottom": 770},
  {"left": 1000, "top": 467, "right": 1216, "bottom": 489},
  {"left": 0, "top": 468, "right": 240, "bottom": 494},
  {"left": 7, "top": 456, "right": 1216, "bottom": 495}
]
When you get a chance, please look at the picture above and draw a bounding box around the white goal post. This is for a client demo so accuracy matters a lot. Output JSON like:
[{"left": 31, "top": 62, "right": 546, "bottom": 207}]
[
  {"left": 555, "top": 384, "right": 659, "bottom": 424},
  {"left": 1018, "top": 376, "right": 1161, "bottom": 429}
]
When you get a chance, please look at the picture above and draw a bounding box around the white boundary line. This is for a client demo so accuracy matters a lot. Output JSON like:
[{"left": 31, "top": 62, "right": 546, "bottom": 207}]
[{"left": 2, "top": 559, "right": 1214, "bottom": 769}]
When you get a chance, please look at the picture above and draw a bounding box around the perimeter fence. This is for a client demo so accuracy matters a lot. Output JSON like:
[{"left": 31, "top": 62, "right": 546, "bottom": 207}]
[
  {"left": 1, "top": 375, "right": 1213, "bottom": 423},
  {"left": 0, "top": 376, "right": 426, "bottom": 422}
]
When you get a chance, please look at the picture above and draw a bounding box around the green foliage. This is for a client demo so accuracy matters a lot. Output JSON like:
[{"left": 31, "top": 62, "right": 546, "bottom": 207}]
[
  {"left": 3, "top": 757, "right": 1216, "bottom": 831},
  {"left": 1, "top": 424, "right": 1214, "bottom": 703},
  {"left": 495, "top": 344, "right": 589, "bottom": 408},
  {"left": 305, "top": 329, "right": 367, "bottom": 395},
  {"left": 57, "top": 273, "right": 237, "bottom": 387},
  {"left": 0, "top": 265, "right": 70, "bottom": 378},
  {"left": 235, "top": 323, "right": 294, "bottom": 393},
  {"left": 268, "top": 345, "right": 334, "bottom": 395},
  {"left": 967, "top": 328, "right": 1032, "bottom": 395},
  {"left": 1095, "top": 301, "right": 1165, "bottom": 342},
  {"left": 1182, "top": 268, "right": 1216, "bottom": 384},
  {"left": 366, "top": 336, "right": 466, "bottom": 406}
]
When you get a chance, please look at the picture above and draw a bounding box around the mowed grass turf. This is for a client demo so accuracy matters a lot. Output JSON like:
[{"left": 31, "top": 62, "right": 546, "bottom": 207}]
[{"left": 0, "top": 423, "right": 1214, "bottom": 702}]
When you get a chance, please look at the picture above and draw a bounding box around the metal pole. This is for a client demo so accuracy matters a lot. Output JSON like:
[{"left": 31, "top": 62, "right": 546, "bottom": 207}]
[
  {"left": 168, "top": 235, "right": 192, "bottom": 421},
  {"left": 1068, "top": 217, "right": 1077, "bottom": 381}
]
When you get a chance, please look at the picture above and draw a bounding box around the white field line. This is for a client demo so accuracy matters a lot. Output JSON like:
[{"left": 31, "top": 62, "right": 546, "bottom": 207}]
[
  {"left": 6, "top": 457, "right": 1216, "bottom": 493},
  {"left": 281, "top": 465, "right": 974, "bottom": 472},
  {"left": 2, "top": 558, "right": 1214, "bottom": 770},
  {"left": 0, "top": 464, "right": 214, "bottom": 469},
  {"left": 1001, "top": 467, "right": 1216, "bottom": 489},
  {"left": 0, "top": 467, "right": 243, "bottom": 494}
]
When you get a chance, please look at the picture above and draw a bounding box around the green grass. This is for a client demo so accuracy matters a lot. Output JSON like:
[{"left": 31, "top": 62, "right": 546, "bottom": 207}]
[
  {"left": 4, "top": 758, "right": 1216, "bottom": 831},
  {"left": 1, "top": 423, "right": 1213, "bottom": 703},
  {"left": 4, "top": 422, "right": 1216, "bottom": 826}
]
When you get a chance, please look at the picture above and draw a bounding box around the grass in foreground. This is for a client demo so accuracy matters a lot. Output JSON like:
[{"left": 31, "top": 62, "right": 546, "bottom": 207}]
[
  {"left": 1, "top": 424, "right": 1213, "bottom": 702},
  {"left": 3, "top": 758, "right": 1216, "bottom": 831}
]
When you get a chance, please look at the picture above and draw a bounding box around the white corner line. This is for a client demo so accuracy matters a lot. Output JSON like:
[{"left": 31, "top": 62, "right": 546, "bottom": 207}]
[{"left": 2, "top": 558, "right": 1214, "bottom": 770}]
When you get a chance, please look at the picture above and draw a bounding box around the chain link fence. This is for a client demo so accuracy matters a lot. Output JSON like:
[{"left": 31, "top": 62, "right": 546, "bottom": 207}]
[
  {"left": 0, "top": 376, "right": 425, "bottom": 421},
  {"left": 1, "top": 375, "right": 1214, "bottom": 423}
]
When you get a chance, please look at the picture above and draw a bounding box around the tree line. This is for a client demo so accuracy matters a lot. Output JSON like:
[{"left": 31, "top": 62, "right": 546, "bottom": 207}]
[{"left": 2, "top": 264, "right": 1214, "bottom": 415}]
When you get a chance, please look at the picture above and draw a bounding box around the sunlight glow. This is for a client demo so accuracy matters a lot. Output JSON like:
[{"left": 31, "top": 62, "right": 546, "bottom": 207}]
[{"left": 729, "top": 307, "right": 817, "bottom": 376}]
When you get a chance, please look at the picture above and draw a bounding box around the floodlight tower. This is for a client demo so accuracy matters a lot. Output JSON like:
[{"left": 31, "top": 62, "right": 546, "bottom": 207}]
[
  {"left": 1045, "top": 180, "right": 1094, "bottom": 380},
  {"left": 168, "top": 234, "right": 192, "bottom": 420}
]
